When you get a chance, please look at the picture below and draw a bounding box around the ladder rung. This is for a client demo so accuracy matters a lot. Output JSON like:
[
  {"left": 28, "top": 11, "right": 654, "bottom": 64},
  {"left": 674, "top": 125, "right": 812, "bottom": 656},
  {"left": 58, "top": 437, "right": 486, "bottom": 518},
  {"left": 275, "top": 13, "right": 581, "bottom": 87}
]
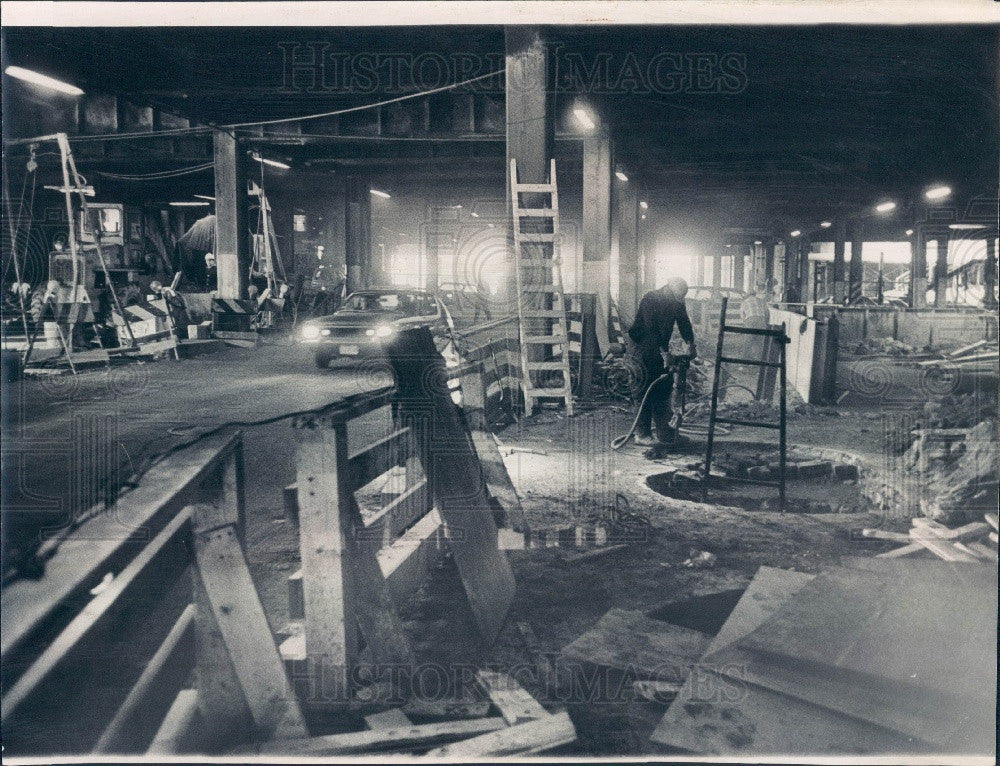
[
  {"left": 522, "top": 310, "right": 566, "bottom": 318},
  {"left": 719, "top": 356, "right": 782, "bottom": 368},
  {"left": 526, "top": 388, "right": 572, "bottom": 397},
  {"left": 516, "top": 233, "right": 556, "bottom": 242},
  {"left": 527, "top": 362, "right": 569, "bottom": 371},
  {"left": 524, "top": 335, "right": 566, "bottom": 344},
  {"left": 515, "top": 208, "right": 557, "bottom": 217},
  {"left": 514, "top": 183, "right": 555, "bottom": 193},
  {"left": 712, "top": 417, "right": 782, "bottom": 429},
  {"left": 723, "top": 325, "right": 787, "bottom": 339}
]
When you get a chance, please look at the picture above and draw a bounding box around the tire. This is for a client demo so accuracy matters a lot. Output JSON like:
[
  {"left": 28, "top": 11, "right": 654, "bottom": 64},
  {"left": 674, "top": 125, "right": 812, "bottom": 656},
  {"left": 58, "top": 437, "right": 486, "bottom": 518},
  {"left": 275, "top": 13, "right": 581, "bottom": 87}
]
[{"left": 314, "top": 351, "right": 334, "bottom": 369}]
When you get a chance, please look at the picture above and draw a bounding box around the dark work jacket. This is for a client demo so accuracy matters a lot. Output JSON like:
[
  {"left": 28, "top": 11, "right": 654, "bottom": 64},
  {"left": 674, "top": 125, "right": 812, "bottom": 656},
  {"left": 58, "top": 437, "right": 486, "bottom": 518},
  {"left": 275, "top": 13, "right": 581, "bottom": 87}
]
[{"left": 627, "top": 288, "right": 695, "bottom": 350}]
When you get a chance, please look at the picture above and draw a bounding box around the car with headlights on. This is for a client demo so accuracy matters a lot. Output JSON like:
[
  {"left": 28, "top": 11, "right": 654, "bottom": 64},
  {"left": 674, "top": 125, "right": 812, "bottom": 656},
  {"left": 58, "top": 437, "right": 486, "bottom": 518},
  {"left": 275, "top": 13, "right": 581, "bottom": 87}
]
[{"left": 298, "top": 288, "right": 455, "bottom": 368}]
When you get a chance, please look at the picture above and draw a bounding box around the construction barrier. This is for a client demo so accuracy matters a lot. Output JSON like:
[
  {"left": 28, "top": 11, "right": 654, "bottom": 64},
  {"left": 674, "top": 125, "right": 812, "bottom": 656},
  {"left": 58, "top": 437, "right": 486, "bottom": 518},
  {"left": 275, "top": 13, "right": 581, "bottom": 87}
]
[
  {"left": 211, "top": 297, "right": 257, "bottom": 342},
  {"left": 112, "top": 298, "right": 178, "bottom": 355}
]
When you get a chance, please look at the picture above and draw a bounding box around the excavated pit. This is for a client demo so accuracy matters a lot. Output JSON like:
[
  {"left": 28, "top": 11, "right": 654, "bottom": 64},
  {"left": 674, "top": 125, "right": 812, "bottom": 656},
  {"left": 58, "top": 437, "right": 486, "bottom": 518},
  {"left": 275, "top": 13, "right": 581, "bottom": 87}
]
[{"left": 645, "top": 443, "right": 871, "bottom": 514}]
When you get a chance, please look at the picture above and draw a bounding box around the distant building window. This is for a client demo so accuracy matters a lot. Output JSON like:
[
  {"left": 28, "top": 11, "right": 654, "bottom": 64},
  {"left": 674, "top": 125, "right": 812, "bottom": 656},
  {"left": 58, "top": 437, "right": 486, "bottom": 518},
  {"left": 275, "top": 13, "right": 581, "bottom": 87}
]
[{"left": 293, "top": 214, "right": 307, "bottom": 232}]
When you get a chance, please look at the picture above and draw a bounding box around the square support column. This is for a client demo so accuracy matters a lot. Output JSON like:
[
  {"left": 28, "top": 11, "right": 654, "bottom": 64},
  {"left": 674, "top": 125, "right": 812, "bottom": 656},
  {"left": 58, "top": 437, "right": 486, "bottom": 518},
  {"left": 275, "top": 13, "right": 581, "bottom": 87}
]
[
  {"left": 213, "top": 130, "right": 249, "bottom": 299},
  {"left": 762, "top": 241, "right": 775, "bottom": 297},
  {"left": 848, "top": 220, "right": 865, "bottom": 304},
  {"left": 616, "top": 182, "right": 640, "bottom": 324},
  {"left": 832, "top": 219, "right": 847, "bottom": 303},
  {"left": 798, "top": 238, "right": 811, "bottom": 304},
  {"left": 933, "top": 235, "right": 949, "bottom": 307},
  {"left": 910, "top": 226, "right": 928, "bottom": 307},
  {"left": 345, "top": 177, "right": 371, "bottom": 294},
  {"left": 732, "top": 244, "right": 746, "bottom": 293},
  {"left": 582, "top": 132, "right": 612, "bottom": 353},
  {"left": 984, "top": 237, "right": 997, "bottom": 310}
]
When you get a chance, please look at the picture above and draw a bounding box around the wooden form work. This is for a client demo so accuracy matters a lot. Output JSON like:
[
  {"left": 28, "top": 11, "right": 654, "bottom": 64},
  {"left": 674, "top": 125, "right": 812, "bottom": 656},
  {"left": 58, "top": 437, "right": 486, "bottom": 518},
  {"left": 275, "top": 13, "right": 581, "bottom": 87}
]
[{"left": 0, "top": 431, "right": 306, "bottom": 756}]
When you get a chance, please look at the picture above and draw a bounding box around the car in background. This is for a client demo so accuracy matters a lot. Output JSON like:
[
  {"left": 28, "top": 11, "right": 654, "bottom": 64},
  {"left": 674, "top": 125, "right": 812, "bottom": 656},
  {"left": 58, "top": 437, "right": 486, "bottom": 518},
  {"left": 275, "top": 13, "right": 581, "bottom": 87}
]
[{"left": 298, "top": 288, "right": 455, "bottom": 368}]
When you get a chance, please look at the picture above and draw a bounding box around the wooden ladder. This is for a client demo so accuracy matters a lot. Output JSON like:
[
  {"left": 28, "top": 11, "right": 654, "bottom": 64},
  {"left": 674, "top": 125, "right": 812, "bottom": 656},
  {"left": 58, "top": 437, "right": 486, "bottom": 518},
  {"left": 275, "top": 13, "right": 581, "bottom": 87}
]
[
  {"left": 702, "top": 296, "right": 789, "bottom": 511},
  {"left": 509, "top": 158, "right": 573, "bottom": 416}
]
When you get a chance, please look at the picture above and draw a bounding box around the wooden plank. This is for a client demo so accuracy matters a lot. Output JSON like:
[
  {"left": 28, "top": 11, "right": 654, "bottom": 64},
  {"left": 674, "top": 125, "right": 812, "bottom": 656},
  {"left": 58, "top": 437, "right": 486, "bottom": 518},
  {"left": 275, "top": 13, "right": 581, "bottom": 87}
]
[
  {"left": 908, "top": 530, "right": 977, "bottom": 562},
  {"left": 876, "top": 541, "right": 924, "bottom": 558},
  {"left": 425, "top": 711, "right": 575, "bottom": 757},
  {"left": 147, "top": 689, "right": 202, "bottom": 755},
  {"left": 349, "top": 427, "right": 414, "bottom": 490},
  {"left": 912, "top": 519, "right": 990, "bottom": 542},
  {"left": 984, "top": 513, "right": 999, "bottom": 531},
  {"left": 364, "top": 708, "right": 412, "bottom": 729},
  {"left": 294, "top": 423, "right": 357, "bottom": 703},
  {"left": 256, "top": 716, "right": 506, "bottom": 755},
  {"left": 1, "top": 432, "right": 239, "bottom": 659},
  {"left": 860, "top": 528, "right": 911, "bottom": 543},
  {"left": 964, "top": 541, "right": 998, "bottom": 561},
  {"left": 1, "top": 508, "right": 193, "bottom": 722},
  {"left": 359, "top": 477, "right": 431, "bottom": 549},
  {"left": 193, "top": 524, "right": 307, "bottom": 740},
  {"left": 94, "top": 603, "right": 196, "bottom": 753},
  {"left": 475, "top": 670, "right": 548, "bottom": 725}
]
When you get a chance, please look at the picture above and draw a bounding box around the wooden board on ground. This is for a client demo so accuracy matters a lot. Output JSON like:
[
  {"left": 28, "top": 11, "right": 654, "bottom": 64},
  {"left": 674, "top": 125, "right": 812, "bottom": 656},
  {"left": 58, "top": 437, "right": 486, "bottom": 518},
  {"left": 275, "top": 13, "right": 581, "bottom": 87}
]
[
  {"left": 705, "top": 562, "right": 997, "bottom": 752},
  {"left": 476, "top": 670, "right": 548, "bottom": 725},
  {"left": 650, "top": 566, "right": 923, "bottom": 755},
  {"left": 559, "top": 609, "right": 710, "bottom": 684},
  {"left": 364, "top": 709, "right": 412, "bottom": 729},
  {"left": 425, "top": 710, "right": 576, "bottom": 757},
  {"left": 253, "top": 716, "right": 506, "bottom": 755}
]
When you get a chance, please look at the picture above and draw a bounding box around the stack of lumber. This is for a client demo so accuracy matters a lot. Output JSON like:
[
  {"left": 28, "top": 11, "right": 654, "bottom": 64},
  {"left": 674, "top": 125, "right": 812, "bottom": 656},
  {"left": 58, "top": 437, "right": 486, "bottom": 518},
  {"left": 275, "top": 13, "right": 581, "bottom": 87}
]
[
  {"left": 650, "top": 562, "right": 997, "bottom": 756},
  {"left": 863, "top": 513, "right": 998, "bottom": 562},
  {"left": 916, "top": 340, "right": 999, "bottom": 375},
  {"left": 239, "top": 671, "right": 575, "bottom": 757}
]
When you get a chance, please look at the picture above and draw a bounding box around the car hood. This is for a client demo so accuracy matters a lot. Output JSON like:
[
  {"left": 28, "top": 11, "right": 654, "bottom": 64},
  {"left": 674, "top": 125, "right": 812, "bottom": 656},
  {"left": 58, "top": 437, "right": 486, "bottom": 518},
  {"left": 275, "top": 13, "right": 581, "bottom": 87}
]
[{"left": 310, "top": 311, "right": 405, "bottom": 327}]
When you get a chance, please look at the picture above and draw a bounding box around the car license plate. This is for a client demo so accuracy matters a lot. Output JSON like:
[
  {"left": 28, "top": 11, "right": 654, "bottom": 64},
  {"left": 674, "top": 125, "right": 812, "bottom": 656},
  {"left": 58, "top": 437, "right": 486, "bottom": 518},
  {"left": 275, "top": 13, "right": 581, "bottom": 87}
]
[{"left": 339, "top": 344, "right": 359, "bottom": 355}]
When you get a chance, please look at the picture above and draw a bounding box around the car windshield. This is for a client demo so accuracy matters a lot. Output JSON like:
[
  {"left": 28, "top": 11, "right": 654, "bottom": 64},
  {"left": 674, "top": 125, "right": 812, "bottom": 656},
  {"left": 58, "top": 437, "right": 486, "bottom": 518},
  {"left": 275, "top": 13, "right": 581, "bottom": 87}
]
[{"left": 339, "top": 292, "right": 436, "bottom": 317}]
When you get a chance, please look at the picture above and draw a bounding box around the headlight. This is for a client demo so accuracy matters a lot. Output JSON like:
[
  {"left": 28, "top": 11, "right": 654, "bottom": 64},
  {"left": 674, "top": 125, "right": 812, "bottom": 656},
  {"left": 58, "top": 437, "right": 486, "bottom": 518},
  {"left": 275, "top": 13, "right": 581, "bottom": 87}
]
[
  {"left": 374, "top": 325, "right": 395, "bottom": 338},
  {"left": 301, "top": 325, "right": 320, "bottom": 340}
]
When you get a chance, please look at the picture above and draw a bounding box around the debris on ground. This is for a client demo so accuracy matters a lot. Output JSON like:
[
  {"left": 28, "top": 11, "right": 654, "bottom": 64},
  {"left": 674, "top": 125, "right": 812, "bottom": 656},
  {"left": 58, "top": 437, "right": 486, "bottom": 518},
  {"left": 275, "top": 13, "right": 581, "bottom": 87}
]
[
  {"left": 852, "top": 336, "right": 917, "bottom": 356},
  {"left": 681, "top": 549, "right": 717, "bottom": 568},
  {"left": 864, "top": 513, "right": 998, "bottom": 562}
]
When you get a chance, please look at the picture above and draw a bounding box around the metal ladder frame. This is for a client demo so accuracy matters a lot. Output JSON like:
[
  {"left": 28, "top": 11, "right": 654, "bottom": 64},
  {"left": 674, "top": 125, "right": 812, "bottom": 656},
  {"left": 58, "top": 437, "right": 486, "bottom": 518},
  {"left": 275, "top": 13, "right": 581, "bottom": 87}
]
[
  {"left": 702, "top": 296, "right": 789, "bottom": 511},
  {"left": 509, "top": 158, "right": 573, "bottom": 416}
]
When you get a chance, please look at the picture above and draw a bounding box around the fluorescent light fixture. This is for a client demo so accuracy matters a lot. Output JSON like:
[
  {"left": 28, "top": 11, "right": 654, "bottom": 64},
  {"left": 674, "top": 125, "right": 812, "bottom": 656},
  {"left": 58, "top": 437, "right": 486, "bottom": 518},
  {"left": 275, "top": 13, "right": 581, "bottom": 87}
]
[
  {"left": 725, "top": 243, "right": 732, "bottom": 248},
  {"left": 639, "top": 200, "right": 649, "bottom": 210},
  {"left": 252, "top": 153, "right": 290, "bottom": 170},
  {"left": 820, "top": 221, "right": 832, "bottom": 228},
  {"left": 470, "top": 211, "right": 480, "bottom": 218},
  {"left": 5, "top": 65, "right": 83, "bottom": 96},
  {"left": 875, "top": 201, "right": 897, "bottom": 213},
  {"left": 948, "top": 223, "right": 984, "bottom": 230},
  {"left": 169, "top": 201, "right": 211, "bottom": 207},
  {"left": 193, "top": 194, "right": 215, "bottom": 201},
  {"left": 905, "top": 229, "right": 914, "bottom": 236},
  {"left": 640, "top": 214, "right": 647, "bottom": 220},
  {"left": 790, "top": 230, "right": 801, "bottom": 237},
  {"left": 370, "top": 189, "right": 391, "bottom": 199},
  {"left": 754, "top": 240, "right": 763, "bottom": 245},
  {"left": 573, "top": 107, "right": 596, "bottom": 131},
  {"left": 615, "top": 170, "right": 629, "bottom": 182},
  {"left": 925, "top": 185, "right": 951, "bottom": 201}
]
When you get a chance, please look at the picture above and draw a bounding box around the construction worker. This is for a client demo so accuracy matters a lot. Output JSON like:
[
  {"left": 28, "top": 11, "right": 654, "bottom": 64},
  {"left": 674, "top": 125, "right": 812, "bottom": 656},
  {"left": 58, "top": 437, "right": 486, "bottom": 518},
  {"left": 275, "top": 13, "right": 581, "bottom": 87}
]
[{"left": 626, "top": 276, "right": 697, "bottom": 446}]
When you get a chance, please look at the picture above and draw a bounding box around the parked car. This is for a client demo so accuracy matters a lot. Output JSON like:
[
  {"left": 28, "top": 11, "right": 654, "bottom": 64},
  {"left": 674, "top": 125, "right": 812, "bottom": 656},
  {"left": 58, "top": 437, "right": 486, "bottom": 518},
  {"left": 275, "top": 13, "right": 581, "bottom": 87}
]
[{"left": 298, "top": 288, "right": 455, "bottom": 368}]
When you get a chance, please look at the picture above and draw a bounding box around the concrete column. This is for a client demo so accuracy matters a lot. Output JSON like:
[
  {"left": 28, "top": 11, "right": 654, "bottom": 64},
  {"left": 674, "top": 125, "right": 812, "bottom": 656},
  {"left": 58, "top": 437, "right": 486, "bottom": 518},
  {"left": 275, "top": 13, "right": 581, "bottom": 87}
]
[
  {"left": 505, "top": 27, "right": 552, "bottom": 303},
  {"left": 933, "top": 235, "right": 950, "bottom": 307},
  {"left": 616, "top": 182, "right": 640, "bottom": 324},
  {"left": 641, "top": 220, "right": 656, "bottom": 294},
  {"left": 832, "top": 219, "right": 847, "bottom": 303},
  {"left": 696, "top": 253, "right": 706, "bottom": 286},
  {"left": 763, "top": 241, "right": 776, "bottom": 298},
  {"left": 798, "top": 238, "right": 811, "bottom": 304},
  {"left": 733, "top": 244, "right": 746, "bottom": 292},
  {"left": 783, "top": 240, "right": 798, "bottom": 302},
  {"left": 712, "top": 248, "right": 722, "bottom": 293},
  {"left": 344, "top": 177, "right": 371, "bottom": 294},
  {"left": 984, "top": 237, "right": 997, "bottom": 310},
  {"left": 213, "top": 130, "right": 248, "bottom": 299},
  {"left": 909, "top": 226, "right": 928, "bottom": 307},
  {"left": 582, "top": 132, "right": 612, "bottom": 353},
  {"left": 848, "top": 220, "right": 865, "bottom": 304}
]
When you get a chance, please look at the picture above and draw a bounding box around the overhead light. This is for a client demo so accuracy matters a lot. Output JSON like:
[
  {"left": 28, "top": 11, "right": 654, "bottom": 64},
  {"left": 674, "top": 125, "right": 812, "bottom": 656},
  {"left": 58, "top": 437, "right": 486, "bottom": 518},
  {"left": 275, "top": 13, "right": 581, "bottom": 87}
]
[
  {"left": 790, "top": 230, "right": 801, "bottom": 237},
  {"left": 949, "top": 223, "right": 983, "bottom": 230},
  {"left": 252, "top": 153, "right": 290, "bottom": 170},
  {"left": 615, "top": 170, "right": 629, "bottom": 182},
  {"left": 725, "top": 244, "right": 732, "bottom": 248},
  {"left": 639, "top": 200, "right": 649, "bottom": 210},
  {"left": 5, "top": 65, "right": 84, "bottom": 96},
  {"left": 193, "top": 194, "right": 215, "bottom": 201},
  {"left": 905, "top": 229, "right": 914, "bottom": 236},
  {"left": 925, "top": 185, "right": 952, "bottom": 201},
  {"left": 754, "top": 240, "right": 762, "bottom": 245},
  {"left": 470, "top": 211, "right": 480, "bottom": 218},
  {"left": 370, "top": 189, "right": 391, "bottom": 199},
  {"left": 640, "top": 214, "right": 647, "bottom": 221},
  {"left": 487, "top": 223, "right": 496, "bottom": 228},
  {"left": 572, "top": 106, "right": 596, "bottom": 131},
  {"left": 820, "top": 221, "right": 832, "bottom": 228},
  {"left": 169, "top": 201, "right": 211, "bottom": 207},
  {"left": 875, "top": 201, "right": 896, "bottom": 213}
]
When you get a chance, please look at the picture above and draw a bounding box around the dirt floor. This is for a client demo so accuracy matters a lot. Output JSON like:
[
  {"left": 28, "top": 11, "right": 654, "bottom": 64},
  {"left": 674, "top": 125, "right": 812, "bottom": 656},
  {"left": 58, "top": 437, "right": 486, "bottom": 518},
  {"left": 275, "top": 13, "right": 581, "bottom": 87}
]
[{"left": 235, "top": 356, "right": 946, "bottom": 755}]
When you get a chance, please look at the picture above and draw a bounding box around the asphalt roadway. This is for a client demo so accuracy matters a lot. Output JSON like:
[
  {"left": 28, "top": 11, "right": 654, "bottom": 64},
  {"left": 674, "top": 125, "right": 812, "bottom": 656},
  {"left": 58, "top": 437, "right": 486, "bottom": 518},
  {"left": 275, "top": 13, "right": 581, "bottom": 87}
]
[{"left": 1, "top": 340, "right": 391, "bottom": 575}]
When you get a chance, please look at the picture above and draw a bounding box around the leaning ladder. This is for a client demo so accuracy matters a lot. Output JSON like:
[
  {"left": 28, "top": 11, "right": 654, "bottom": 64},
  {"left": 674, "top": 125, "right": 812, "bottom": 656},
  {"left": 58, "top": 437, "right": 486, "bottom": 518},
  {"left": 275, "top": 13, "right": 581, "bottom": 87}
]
[
  {"left": 702, "top": 296, "right": 789, "bottom": 511},
  {"left": 509, "top": 158, "right": 573, "bottom": 416}
]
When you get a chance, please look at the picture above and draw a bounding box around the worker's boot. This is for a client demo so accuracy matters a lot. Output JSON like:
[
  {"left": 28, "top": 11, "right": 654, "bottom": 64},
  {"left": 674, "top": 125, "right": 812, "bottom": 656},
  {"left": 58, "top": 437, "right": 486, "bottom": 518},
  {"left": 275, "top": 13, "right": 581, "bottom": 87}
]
[
  {"left": 634, "top": 398, "right": 657, "bottom": 446},
  {"left": 652, "top": 401, "right": 676, "bottom": 445}
]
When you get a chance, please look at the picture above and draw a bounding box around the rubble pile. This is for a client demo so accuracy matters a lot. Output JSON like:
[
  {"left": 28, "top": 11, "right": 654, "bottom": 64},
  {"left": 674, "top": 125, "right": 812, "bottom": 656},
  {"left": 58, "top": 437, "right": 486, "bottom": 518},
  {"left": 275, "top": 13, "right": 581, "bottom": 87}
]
[
  {"left": 903, "top": 418, "right": 999, "bottom": 525},
  {"left": 853, "top": 336, "right": 917, "bottom": 356}
]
